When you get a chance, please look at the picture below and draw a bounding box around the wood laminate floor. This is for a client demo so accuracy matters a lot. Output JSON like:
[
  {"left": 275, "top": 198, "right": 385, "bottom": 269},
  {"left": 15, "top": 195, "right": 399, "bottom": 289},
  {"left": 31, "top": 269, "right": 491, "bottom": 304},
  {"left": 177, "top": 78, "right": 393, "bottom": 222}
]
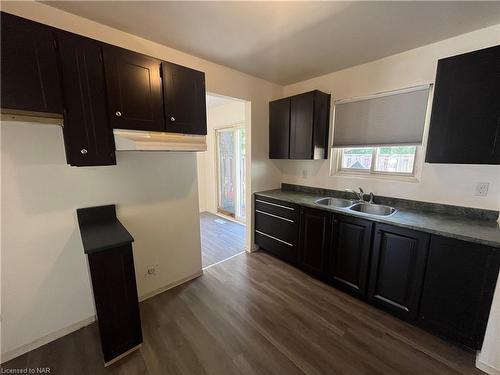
[
  {"left": 200, "top": 211, "right": 246, "bottom": 268},
  {"left": 3, "top": 251, "right": 483, "bottom": 375}
]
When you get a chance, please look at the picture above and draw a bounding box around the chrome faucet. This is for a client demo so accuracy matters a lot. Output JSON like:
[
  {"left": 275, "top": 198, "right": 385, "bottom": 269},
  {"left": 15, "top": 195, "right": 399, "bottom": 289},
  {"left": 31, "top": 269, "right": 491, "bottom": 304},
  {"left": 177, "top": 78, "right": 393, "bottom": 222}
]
[
  {"left": 368, "top": 192, "right": 375, "bottom": 204},
  {"left": 346, "top": 187, "right": 365, "bottom": 202}
]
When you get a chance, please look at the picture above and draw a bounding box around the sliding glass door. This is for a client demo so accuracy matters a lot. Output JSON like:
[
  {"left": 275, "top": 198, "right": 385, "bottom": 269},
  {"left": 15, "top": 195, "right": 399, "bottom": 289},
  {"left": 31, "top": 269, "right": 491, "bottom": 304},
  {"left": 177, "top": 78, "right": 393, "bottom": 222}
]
[{"left": 216, "top": 126, "right": 246, "bottom": 222}]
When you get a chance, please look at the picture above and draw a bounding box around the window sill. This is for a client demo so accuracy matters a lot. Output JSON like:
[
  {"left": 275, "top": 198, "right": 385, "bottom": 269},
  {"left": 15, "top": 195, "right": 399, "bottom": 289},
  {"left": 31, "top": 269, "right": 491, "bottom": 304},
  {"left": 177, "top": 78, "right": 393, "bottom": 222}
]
[{"left": 331, "top": 170, "right": 420, "bottom": 183}]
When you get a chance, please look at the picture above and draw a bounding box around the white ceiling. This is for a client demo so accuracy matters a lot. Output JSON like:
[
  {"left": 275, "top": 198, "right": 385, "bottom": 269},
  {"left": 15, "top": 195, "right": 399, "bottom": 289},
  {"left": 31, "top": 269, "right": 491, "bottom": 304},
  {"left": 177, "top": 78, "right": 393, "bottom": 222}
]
[{"left": 44, "top": 1, "right": 500, "bottom": 85}]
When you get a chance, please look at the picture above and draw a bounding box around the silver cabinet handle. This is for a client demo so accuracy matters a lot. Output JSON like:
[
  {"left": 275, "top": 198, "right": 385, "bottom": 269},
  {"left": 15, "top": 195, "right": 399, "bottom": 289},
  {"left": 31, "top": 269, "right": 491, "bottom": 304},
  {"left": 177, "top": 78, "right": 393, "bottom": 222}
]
[
  {"left": 255, "top": 230, "right": 293, "bottom": 247},
  {"left": 255, "top": 210, "right": 294, "bottom": 223},
  {"left": 170, "top": 116, "right": 175, "bottom": 122},
  {"left": 255, "top": 199, "right": 294, "bottom": 211},
  {"left": 115, "top": 111, "right": 122, "bottom": 117},
  {"left": 81, "top": 149, "right": 88, "bottom": 155}
]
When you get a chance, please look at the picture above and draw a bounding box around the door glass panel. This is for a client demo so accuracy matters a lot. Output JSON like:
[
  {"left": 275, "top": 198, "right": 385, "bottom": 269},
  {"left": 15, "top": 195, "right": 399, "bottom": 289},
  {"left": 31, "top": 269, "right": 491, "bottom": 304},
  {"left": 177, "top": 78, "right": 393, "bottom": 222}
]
[
  {"left": 216, "top": 126, "right": 246, "bottom": 222},
  {"left": 217, "top": 130, "right": 235, "bottom": 216},
  {"left": 236, "top": 128, "right": 246, "bottom": 220}
]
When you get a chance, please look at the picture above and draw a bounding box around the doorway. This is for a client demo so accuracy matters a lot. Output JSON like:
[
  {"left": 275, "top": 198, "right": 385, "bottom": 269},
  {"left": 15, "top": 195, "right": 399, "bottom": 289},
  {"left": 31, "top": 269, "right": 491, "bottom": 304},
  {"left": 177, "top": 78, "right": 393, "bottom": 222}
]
[
  {"left": 197, "top": 93, "right": 250, "bottom": 268},
  {"left": 216, "top": 126, "right": 246, "bottom": 222}
]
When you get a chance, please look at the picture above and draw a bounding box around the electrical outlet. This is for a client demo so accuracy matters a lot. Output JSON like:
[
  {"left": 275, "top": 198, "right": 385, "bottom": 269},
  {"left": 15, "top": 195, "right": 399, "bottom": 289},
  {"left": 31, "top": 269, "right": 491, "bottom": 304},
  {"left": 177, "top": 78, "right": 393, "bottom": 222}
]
[
  {"left": 302, "top": 169, "right": 308, "bottom": 179},
  {"left": 475, "top": 182, "right": 489, "bottom": 197},
  {"left": 146, "top": 264, "right": 158, "bottom": 276}
]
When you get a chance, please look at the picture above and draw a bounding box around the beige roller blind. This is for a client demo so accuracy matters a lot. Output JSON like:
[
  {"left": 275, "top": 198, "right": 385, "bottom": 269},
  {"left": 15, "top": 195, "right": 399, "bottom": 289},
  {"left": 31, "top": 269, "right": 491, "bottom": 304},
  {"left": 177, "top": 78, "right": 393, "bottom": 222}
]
[{"left": 332, "top": 85, "right": 431, "bottom": 147}]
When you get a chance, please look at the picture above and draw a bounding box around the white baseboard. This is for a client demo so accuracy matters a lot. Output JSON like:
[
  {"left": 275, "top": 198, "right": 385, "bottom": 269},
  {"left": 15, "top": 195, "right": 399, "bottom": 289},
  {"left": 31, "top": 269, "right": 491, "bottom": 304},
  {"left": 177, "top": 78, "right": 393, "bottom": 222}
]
[
  {"left": 477, "top": 356, "right": 500, "bottom": 375},
  {"left": 1, "top": 315, "right": 96, "bottom": 364},
  {"left": 203, "top": 251, "right": 245, "bottom": 270},
  {"left": 248, "top": 244, "right": 259, "bottom": 252},
  {"left": 2, "top": 270, "right": 204, "bottom": 363},
  {"left": 138, "top": 270, "right": 203, "bottom": 302}
]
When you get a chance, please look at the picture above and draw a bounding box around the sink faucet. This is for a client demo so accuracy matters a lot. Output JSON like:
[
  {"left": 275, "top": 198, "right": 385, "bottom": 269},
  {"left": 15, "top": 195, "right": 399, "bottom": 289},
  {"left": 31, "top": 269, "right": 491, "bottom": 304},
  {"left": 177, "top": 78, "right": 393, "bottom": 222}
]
[
  {"left": 346, "top": 187, "right": 365, "bottom": 202},
  {"left": 369, "top": 192, "right": 374, "bottom": 204}
]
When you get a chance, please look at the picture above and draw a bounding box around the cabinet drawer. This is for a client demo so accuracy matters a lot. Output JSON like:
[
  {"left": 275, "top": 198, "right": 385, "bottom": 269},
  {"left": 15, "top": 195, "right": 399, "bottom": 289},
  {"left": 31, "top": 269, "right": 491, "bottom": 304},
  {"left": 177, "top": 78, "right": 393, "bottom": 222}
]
[
  {"left": 254, "top": 196, "right": 297, "bottom": 220},
  {"left": 255, "top": 210, "right": 297, "bottom": 244},
  {"left": 255, "top": 230, "right": 298, "bottom": 264}
]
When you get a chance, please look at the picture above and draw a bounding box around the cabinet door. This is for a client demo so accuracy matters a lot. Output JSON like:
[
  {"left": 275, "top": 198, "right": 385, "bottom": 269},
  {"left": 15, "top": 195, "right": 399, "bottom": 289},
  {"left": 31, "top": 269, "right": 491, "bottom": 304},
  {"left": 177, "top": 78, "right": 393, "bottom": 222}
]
[
  {"left": 162, "top": 62, "right": 207, "bottom": 135},
  {"left": 419, "top": 236, "right": 500, "bottom": 349},
  {"left": 56, "top": 31, "right": 115, "bottom": 166},
  {"left": 368, "top": 224, "right": 429, "bottom": 320},
  {"left": 103, "top": 46, "right": 164, "bottom": 131},
  {"left": 269, "top": 98, "right": 290, "bottom": 159},
  {"left": 312, "top": 91, "right": 330, "bottom": 160},
  {"left": 299, "top": 207, "right": 330, "bottom": 279},
  {"left": 290, "top": 92, "right": 314, "bottom": 159},
  {"left": 329, "top": 215, "right": 372, "bottom": 297},
  {"left": 426, "top": 45, "right": 500, "bottom": 164},
  {"left": 88, "top": 244, "right": 142, "bottom": 364},
  {"left": 1, "top": 12, "right": 62, "bottom": 114}
]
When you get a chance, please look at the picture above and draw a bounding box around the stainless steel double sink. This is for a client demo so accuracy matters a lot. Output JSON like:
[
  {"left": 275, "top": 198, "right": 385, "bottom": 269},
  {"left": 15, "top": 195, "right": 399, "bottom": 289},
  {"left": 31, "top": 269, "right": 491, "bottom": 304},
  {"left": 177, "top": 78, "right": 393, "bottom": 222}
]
[{"left": 315, "top": 197, "right": 397, "bottom": 216}]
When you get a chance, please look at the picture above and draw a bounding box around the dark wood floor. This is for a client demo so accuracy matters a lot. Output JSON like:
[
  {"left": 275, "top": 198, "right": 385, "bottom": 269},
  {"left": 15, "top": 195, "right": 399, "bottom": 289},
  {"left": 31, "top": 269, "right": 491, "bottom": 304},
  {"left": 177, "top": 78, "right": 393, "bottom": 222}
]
[
  {"left": 200, "top": 211, "right": 245, "bottom": 268},
  {"left": 3, "top": 251, "right": 483, "bottom": 375}
]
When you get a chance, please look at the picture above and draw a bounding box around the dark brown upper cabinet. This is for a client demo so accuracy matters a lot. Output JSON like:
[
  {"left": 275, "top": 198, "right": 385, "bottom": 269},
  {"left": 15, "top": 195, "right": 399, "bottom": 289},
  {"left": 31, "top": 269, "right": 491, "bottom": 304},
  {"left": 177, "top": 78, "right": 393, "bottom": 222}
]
[
  {"left": 56, "top": 31, "right": 115, "bottom": 167},
  {"left": 419, "top": 236, "right": 500, "bottom": 350},
  {"left": 290, "top": 93, "right": 314, "bottom": 159},
  {"left": 328, "top": 215, "right": 372, "bottom": 297},
  {"left": 103, "top": 46, "right": 165, "bottom": 132},
  {"left": 269, "top": 90, "right": 330, "bottom": 160},
  {"left": 162, "top": 62, "right": 207, "bottom": 135},
  {"left": 2, "top": 12, "right": 208, "bottom": 166},
  {"left": 269, "top": 97, "right": 291, "bottom": 159},
  {"left": 425, "top": 45, "right": 500, "bottom": 165},
  {"left": 1, "top": 12, "right": 62, "bottom": 115},
  {"left": 368, "top": 224, "right": 429, "bottom": 320}
]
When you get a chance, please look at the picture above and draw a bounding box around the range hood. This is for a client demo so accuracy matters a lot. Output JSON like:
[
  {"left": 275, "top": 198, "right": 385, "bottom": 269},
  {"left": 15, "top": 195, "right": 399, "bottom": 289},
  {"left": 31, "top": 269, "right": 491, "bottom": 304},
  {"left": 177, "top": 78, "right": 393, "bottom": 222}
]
[{"left": 113, "top": 129, "right": 207, "bottom": 152}]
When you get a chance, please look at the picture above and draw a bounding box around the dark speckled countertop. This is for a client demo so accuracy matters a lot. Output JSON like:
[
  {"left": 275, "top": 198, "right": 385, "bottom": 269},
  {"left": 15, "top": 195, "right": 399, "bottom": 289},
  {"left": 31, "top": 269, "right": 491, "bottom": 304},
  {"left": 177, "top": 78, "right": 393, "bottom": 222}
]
[{"left": 255, "top": 189, "right": 500, "bottom": 248}]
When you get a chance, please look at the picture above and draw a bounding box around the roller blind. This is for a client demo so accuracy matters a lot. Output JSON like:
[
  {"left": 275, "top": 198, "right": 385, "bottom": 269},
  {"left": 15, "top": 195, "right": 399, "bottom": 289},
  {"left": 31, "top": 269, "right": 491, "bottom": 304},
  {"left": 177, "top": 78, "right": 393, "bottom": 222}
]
[{"left": 332, "top": 85, "right": 431, "bottom": 147}]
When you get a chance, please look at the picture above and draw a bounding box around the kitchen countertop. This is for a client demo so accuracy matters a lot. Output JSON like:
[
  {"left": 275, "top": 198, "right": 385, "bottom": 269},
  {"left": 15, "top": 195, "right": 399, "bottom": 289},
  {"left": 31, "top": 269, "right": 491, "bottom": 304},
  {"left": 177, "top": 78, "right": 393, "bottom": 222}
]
[
  {"left": 77, "top": 204, "right": 134, "bottom": 254},
  {"left": 78, "top": 220, "right": 134, "bottom": 254},
  {"left": 255, "top": 189, "right": 500, "bottom": 248}
]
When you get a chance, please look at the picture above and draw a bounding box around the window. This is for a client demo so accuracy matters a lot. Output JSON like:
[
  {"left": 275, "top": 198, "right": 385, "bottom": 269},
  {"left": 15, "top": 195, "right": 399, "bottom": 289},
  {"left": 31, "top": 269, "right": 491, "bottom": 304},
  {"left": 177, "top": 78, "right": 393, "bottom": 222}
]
[{"left": 337, "top": 145, "right": 418, "bottom": 176}]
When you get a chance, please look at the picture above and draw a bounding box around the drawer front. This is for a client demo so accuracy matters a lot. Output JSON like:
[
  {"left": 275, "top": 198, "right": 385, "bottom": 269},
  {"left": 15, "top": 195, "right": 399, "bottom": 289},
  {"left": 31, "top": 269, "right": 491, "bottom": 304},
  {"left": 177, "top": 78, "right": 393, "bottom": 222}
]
[
  {"left": 255, "top": 230, "right": 298, "bottom": 264},
  {"left": 255, "top": 210, "right": 298, "bottom": 244},
  {"left": 254, "top": 196, "right": 297, "bottom": 220}
]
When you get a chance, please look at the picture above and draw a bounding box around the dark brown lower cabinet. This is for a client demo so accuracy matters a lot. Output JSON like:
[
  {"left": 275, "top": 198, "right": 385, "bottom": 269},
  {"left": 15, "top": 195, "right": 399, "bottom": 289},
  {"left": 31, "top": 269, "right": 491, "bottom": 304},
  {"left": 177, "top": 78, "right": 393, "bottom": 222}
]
[
  {"left": 299, "top": 207, "right": 330, "bottom": 279},
  {"left": 368, "top": 224, "right": 429, "bottom": 320},
  {"left": 87, "top": 244, "right": 142, "bottom": 365},
  {"left": 419, "top": 236, "right": 500, "bottom": 349},
  {"left": 253, "top": 194, "right": 499, "bottom": 350},
  {"left": 254, "top": 195, "right": 299, "bottom": 264},
  {"left": 328, "top": 215, "right": 372, "bottom": 297}
]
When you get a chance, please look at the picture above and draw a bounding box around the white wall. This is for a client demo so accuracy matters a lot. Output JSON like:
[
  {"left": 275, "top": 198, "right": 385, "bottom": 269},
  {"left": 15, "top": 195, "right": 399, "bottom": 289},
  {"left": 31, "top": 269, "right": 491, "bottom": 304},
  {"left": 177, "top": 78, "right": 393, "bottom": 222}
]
[
  {"left": 197, "top": 100, "right": 246, "bottom": 215},
  {"left": 279, "top": 24, "right": 500, "bottom": 211},
  {"left": 0, "top": 1, "right": 282, "bottom": 361},
  {"left": 1, "top": 122, "right": 202, "bottom": 358}
]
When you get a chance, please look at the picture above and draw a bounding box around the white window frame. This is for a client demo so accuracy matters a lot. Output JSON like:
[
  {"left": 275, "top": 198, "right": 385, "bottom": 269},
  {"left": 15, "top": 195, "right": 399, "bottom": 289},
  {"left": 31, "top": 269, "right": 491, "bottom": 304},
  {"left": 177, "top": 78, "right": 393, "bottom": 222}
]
[{"left": 331, "top": 145, "right": 422, "bottom": 182}]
